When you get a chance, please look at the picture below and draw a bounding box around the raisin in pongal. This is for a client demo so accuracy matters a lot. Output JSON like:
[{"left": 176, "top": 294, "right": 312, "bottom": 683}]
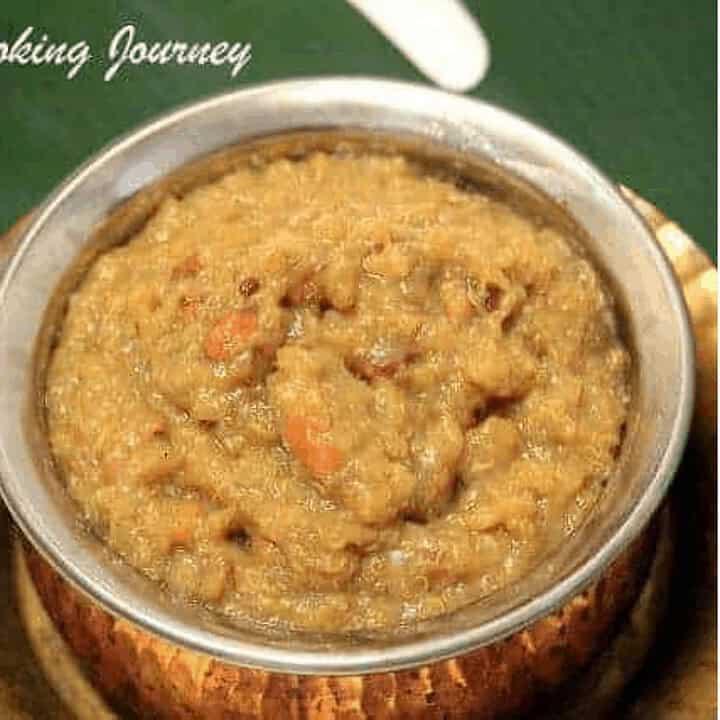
[{"left": 46, "top": 151, "right": 630, "bottom": 632}]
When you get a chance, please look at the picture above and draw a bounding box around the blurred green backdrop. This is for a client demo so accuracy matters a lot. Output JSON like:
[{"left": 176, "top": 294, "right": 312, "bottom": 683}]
[{"left": 1, "top": 0, "right": 716, "bottom": 257}]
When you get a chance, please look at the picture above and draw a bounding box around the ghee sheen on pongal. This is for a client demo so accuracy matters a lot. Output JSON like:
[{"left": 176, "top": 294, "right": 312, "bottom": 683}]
[{"left": 46, "top": 151, "right": 630, "bottom": 633}]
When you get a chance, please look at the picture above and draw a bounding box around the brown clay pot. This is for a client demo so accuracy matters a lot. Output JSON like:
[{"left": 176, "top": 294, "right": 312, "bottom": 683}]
[{"left": 26, "top": 520, "right": 656, "bottom": 720}]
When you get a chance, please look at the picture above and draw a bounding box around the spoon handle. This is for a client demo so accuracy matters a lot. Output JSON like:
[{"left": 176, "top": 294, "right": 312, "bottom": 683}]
[{"left": 346, "top": 0, "right": 490, "bottom": 93}]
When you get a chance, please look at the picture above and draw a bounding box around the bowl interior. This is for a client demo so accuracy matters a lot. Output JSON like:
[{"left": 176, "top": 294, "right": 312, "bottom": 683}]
[{"left": 0, "top": 79, "right": 694, "bottom": 674}]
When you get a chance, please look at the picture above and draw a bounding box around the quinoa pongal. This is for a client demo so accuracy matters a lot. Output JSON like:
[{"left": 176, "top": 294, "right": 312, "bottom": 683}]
[{"left": 45, "top": 151, "right": 630, "bottom": 633}]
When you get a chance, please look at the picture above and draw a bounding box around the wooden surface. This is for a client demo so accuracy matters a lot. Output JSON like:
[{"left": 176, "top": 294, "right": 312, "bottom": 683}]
[{"left": 0, "top": 189, "right": 716, "bottom": 717}]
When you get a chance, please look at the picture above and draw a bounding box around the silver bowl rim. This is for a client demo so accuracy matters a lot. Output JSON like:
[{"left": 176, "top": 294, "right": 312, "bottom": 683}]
[{"left": 0, "top": 77, "right": 695, "bottom": 674}]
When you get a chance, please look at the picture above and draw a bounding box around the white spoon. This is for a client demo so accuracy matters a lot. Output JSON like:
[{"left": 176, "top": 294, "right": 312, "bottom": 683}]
[{"left": 346, "top": 0, "right": 491, "bottom": 93}]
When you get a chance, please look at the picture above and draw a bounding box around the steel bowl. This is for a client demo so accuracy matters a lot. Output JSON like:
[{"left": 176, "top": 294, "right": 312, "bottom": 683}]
[{"left": 0, "top": 78, "right": 694, "bottom": 678}]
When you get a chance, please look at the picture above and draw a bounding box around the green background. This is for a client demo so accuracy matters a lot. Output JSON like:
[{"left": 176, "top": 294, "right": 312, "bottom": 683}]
[{"left": 1, "top": 0, "right": 716, "bottom": 258}]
